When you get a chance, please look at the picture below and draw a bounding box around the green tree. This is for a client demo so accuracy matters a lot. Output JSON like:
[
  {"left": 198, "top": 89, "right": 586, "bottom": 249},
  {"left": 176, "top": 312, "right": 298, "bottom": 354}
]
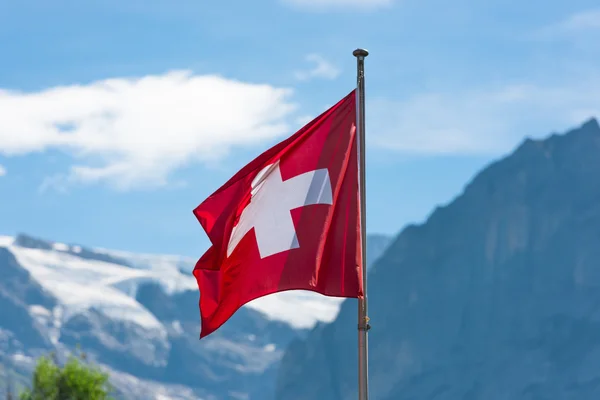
[{"left": 20, "top": 352, "right": 114, "bottom": 400}]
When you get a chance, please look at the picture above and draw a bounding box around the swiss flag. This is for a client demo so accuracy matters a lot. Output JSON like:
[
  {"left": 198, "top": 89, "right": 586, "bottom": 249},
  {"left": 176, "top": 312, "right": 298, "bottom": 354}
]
[{"left": 193, "top": 90, "right": 363, "bottom": 338}]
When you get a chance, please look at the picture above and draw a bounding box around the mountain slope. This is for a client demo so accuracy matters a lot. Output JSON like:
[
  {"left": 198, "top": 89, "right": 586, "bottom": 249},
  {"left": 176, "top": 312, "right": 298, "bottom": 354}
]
[
  {"left": 276, "top": 118, "right": 600, "bottom": 400},
  {"left": 0, "top": 233, "right": 390, "bottom": 399}
]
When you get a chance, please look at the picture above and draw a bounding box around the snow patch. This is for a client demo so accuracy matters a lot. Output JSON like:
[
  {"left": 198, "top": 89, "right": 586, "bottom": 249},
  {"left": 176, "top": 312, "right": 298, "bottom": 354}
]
[
  {"left": 9, "top": 246, "right": 167, "bottom": 336},
  {"left": 94, "top": 248, "right": 198, "bottom": 294},
  {"left": 49, "top": 306, "right": 63, "bottom": 345},
  {"left": 6, "top": 235, "right": 352, "bottom": 329},
  {"left": 245, "top": 290, "right": 345, "bottom": 329},
  {"left": 0, "top": 236, "right": 14, "bottom": 247},
  {"left": 29, "top": 304, "right": 52, "bottom": 317},
  {"left": 102, "top": 365, "right": 202, "bottom": 400},
  {"left": 52, "top": 242, "right": 69, "bottom": 251},
  {"left": 263, "top": 343, "right": 276, "bottom": 352},
  {"left": 11, "top": 352, "right": 34, "bottom": 365},
  {"left": 96, "top": 247, "right": 196, "bottom": 274}
]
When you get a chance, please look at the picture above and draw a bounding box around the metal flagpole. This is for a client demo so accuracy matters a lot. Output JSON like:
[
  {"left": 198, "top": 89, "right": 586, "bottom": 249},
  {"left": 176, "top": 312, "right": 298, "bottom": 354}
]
[{"left": 353, "top": 48, "right": 370, "bottom": 400}]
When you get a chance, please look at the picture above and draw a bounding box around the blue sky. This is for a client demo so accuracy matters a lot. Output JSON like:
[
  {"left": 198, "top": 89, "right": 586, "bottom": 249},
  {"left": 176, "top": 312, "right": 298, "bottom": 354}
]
[{"left": 1, "top": 0, "right": 599, "bottom": 257}]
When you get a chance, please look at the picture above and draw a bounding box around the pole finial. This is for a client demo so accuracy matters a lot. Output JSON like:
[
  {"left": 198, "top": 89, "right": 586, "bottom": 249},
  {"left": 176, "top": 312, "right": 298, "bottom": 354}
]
[{"left": 353, "top": 48, "right": 369, "bottom": 58}]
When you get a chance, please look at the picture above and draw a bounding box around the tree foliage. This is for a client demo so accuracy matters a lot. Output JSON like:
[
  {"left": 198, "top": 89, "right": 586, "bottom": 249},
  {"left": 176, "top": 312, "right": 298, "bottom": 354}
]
[{"left": 19, "top": 352, "right": 114, "bottom": 400}]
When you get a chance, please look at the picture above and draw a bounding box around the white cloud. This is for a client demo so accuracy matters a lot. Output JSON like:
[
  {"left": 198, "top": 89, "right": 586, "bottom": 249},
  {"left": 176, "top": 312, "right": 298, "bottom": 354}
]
[
  {"left": 0, "top": 165, "right": 5, "bottom": 177},
  {"left": 370, "top": 78, "right": 600, "bottom": 155},
  {"left": 294, "top": 54, "right": 340, "bottom": 81},
  {"left": 0, "top": 71, "right": 297, "bottom": 190},
  {"left": 284, "top": 0, "right": 392, "bottom": 11}
]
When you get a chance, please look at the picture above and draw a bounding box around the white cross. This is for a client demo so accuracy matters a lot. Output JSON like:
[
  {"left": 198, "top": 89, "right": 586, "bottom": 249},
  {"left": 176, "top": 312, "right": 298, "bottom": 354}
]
[{"left": 227, "top": 161, "right": 333, "bottom": 259}]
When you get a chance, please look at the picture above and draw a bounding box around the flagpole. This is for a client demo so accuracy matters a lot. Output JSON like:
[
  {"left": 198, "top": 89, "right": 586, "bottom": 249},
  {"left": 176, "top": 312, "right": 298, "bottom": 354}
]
[{"left": 353, "top": 48, "right": 370, "bottom": 400}]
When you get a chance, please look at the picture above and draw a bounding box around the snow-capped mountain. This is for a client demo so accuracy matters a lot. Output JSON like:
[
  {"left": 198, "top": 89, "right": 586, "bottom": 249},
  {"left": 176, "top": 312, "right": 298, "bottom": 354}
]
[{"left": 0, "top": 233, "right": 390, "bottom": 399}]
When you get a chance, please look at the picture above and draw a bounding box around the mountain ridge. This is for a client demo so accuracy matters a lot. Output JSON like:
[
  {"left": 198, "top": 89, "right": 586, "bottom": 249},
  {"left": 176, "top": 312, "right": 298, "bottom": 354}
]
[
  {"left": 275, "top": 117, "right": 600, "bottom": 400},
  {"left": 0, "top": 232, "right": 391, "bottom": 399}
]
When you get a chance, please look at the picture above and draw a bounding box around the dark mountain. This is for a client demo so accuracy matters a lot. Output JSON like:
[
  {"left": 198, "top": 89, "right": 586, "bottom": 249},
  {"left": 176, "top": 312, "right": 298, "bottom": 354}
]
[{"left": 276, "top": 118, "right": 600, "bottom": 400}]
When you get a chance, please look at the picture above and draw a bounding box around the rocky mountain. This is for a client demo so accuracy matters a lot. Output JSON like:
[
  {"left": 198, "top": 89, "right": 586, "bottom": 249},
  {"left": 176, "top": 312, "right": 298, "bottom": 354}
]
[
  {"left": 0, "top": 233, "right": 390, "bottom": 399},
  {"left": 276, "top": 118, "right": 600, "bottom": 400}
]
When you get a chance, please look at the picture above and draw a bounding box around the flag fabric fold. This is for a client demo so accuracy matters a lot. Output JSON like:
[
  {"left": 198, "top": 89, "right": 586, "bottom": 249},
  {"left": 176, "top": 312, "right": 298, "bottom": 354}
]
[{"left": 193, "top": 90, "right": 363, "bottom": 338}]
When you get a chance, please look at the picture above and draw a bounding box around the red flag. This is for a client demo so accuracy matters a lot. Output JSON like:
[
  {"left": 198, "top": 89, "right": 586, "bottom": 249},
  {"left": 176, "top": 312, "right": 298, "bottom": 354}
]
[{"left": 193, "top": 90, "right": 363, "bottom": 338}]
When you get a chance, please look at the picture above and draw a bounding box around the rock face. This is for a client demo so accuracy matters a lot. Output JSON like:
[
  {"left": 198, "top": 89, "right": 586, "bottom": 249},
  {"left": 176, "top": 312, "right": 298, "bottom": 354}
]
[{"left": 275, "top": 119, "right": 600, "bottom": 400}]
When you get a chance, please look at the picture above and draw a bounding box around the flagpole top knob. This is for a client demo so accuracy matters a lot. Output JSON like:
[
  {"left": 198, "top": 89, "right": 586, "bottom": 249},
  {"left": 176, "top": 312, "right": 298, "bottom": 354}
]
[{"left": 353, "top": 48, "right": 369, "bottom": 58}]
